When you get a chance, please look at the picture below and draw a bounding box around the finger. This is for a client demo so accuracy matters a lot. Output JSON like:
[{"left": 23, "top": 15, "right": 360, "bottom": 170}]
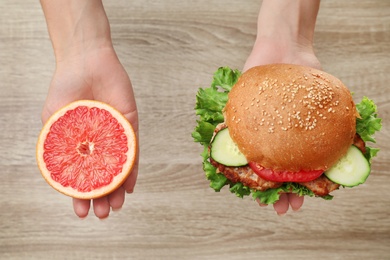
[
  {"left": 73, "top": 198, "right": 91, "bottom": 218},
  {"left": 93, "top": 196, "right": 110, "bottom": 219},
  {"left": 41, "top": 109, "right": 51, "bottom": 124},
  {"left": 288, "top": 193, "right": 304, "bottom": 211},
  {"left": 108, "top": 186, "right": 126, "bottom": 211},
  {"left": 123, "top": 163, "right": 138, "bottom": 193},
  {"left": 273, "top": 193, "right": 290, "bottom": 215},
  {"left": 255, "top": 198, "right": 268, "bottom": 207}
]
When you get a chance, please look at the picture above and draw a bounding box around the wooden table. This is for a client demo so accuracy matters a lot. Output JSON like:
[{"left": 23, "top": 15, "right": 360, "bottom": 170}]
[{"left": 1, "top": 0, "right": 389, "bottom": 259}]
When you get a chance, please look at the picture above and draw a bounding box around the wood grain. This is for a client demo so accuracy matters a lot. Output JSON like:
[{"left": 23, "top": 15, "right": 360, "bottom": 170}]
[{"left": 0, "top": 0, "right": 389, "bottom": 259}]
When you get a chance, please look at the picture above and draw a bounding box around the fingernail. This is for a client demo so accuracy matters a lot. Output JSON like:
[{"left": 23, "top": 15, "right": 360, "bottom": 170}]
[{"left": 112, "top": 207, "right": 122, "bottom": 212}]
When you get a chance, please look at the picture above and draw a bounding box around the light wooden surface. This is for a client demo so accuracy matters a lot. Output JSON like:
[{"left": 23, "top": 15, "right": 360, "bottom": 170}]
[{"left": 1, "top": 0, "right": 389, "bottom": 259}]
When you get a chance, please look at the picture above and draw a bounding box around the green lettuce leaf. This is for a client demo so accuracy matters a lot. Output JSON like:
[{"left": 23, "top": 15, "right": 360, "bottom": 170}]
[
  {"left": 192, "top": 67, "right": 243, "bottom": 195},
  {"left": 211, "top": 66, "right": 241, "bottom": 91},
  {"left": 192, "top": 67, "right": 241, "bottom": 146},
  {"left": 229, "top": 182, "right": 251, "bottom": 198},
  {"left": 356, "top": 96, "right": 382, "bottom": 161},
  {"left": 252, "top": 183, "right": 333, "bottom": 205},
  {"left": 203, "top": 159, "right": 228, "bottom": 191},
  {"left": 192, "top": 121, "right": 216, "bottom": 145}
]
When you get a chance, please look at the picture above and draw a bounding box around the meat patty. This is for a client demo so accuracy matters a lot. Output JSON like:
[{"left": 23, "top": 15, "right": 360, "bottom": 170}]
[
  {"left": 299, "top": 175, "right": 340, "bottom": 196},
  {"left": 210, "top": 158, "right": 282, "bottom": 191}
]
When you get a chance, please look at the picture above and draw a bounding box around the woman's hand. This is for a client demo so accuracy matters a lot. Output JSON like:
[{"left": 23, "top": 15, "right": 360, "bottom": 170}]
[
  {"left": 40, "top": 0, "right": 138, "bottom": 218},
  {"left": 245, "top": 0, "right": 321, "bottom": 215},
  {"left": 41, "top": 46, "right": 139, "bottom": 219}
]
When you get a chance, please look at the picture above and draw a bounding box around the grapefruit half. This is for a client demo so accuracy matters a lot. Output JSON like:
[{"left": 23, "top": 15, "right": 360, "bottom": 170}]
[{"left": 36, "top": 100, "right": 137, "bottom": 199}]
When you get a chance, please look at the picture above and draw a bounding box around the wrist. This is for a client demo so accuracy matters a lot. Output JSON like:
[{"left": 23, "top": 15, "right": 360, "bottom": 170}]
[
  {"left": 256, "top": 0, "right": 320, "bottom": 49},
  {"left": 243, "top": 0, "right": 321, "bottom": 71},
  {"left": 41, "top": 0, "right": 113, "bottom": 62}
]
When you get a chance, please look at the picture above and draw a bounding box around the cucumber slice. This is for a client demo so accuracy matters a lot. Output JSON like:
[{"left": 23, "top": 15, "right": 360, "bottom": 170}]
[
  {"left": 210, "top": 128, "right": 248, "bottom": 167},
  {"left": 325, "top": 145, "right": 370, "bottom": 187}
]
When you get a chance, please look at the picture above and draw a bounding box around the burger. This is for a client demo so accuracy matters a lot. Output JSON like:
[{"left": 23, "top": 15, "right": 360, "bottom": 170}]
[{"left": 192, "top": 64, "right": 381, "bottom": 204}]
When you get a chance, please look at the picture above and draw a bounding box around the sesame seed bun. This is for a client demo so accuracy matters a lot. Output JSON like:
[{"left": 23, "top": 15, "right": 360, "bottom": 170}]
[{"left": 224, "top": 64, "right": 356, "bottom": 172}]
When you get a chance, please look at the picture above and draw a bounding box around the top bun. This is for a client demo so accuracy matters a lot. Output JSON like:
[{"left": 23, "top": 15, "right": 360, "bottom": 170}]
[{"left": 224, "top": 64, "right": 356, "bottom": 172}]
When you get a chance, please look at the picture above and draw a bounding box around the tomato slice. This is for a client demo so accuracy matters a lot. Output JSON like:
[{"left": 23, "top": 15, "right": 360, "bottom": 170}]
[{"left": 249, "top": 162, "right": 324, "bottom": 182}]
